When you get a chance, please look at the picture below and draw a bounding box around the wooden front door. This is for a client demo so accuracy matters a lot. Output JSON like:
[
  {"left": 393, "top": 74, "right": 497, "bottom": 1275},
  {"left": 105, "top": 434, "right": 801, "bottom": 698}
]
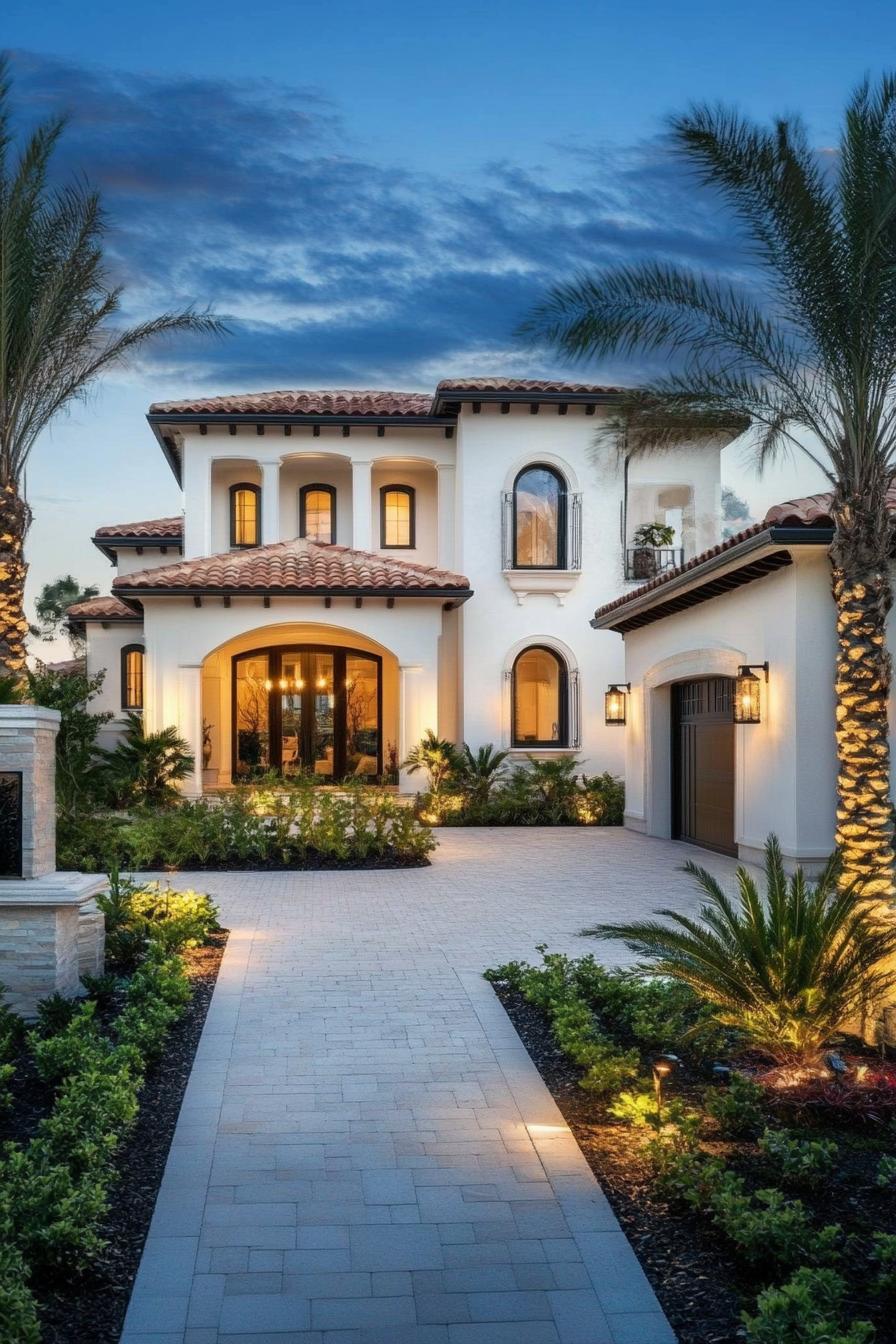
[{"left": 672, "top": 678, "right": 736, "bottom": 855}]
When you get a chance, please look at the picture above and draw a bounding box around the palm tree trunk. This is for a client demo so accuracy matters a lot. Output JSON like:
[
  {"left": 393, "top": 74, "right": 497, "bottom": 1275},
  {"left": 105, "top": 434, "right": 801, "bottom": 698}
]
[
  {"left": 0, "top": 478, "right": 30, "bottom": 678},
  {"left": 831, "top": 496, "right": 896, "bottom": 902}
]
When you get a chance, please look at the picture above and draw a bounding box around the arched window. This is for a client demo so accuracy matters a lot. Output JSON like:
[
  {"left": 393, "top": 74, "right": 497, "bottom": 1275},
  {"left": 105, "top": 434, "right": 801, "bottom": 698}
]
[
  {"left": 299, "top": 484, "right": 336, "bottom": 543},
  {"left": 380, "top": 485, "right": 415, "bottom": 548},
  {"left": 121, "top": 644, "right": 145, "bottom": 711},
  {"left": 230, "top": 483, "right": 261, "bottom": 548},
  {"left": 512, "top": 646, "right": 567, "bottom": 747},
  {"left": 513, "top": 465, "right": 566, "bottom": 568}
]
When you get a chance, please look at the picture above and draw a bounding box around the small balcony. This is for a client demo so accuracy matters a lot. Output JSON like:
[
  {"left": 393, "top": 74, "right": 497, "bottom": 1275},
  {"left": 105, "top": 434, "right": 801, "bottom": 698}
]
[{"left": 625, "top": 545, "right": 684, "bottom": 582}]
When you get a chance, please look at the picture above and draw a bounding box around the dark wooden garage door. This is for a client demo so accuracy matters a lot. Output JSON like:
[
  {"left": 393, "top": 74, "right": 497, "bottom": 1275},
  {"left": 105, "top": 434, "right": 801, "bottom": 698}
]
[{"left": 672, "top": 678, "right": 735, "bottom": 855}]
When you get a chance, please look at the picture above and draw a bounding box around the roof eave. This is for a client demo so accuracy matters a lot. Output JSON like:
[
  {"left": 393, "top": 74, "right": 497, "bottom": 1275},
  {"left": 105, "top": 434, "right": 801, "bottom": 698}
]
[
  {"left": 113, "top": 585, "right": 473, "bottom": 605},
  {"left": 91, "top": 535, "right": 183, "bottom": 563},
  {"left": 431, "top": 388, "right": 625, "bottom": 414},
  {"left": 590, "top": 526, "right": 833, "bottom": 631}
]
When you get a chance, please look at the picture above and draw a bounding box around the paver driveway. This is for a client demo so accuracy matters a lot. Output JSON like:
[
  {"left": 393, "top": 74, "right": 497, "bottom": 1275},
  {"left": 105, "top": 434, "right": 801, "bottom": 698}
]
[{"left": 120, "top": 827, "right": 743, "bottom": 1344}]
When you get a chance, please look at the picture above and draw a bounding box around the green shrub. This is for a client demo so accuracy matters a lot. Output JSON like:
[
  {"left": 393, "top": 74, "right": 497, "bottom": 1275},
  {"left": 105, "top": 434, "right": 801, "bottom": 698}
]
[
  {"left": 580, "top": 771, "right": 626, "bottom": 825},
  {"left": 34, "top": 990, "right": 80, "bottom": 1038},
  {"left": 97, "top": 712, "right": 194, "bottom": 807},
  {"left": 0, "top": 1244, "right": 40, "bottom": 1344},
  {"left": 743, "top": 1267, "right": 874, "bottom": 1343},
  {"left": 80, "top": 971, "right": 122, "bottom": 1007},
  {"left": 30, "top": 1001, "right": 109, "bottom": 1085},
  {"left": 759, "top": 1128, "right": 837, "bottom": 1189},
  {"left": 23, "top": 665, "right": 112, "bottom": 817},
  {"left": 875, "top": 1154, "right": 896, "bottom": 1188},
  {"left": 588, "top": 836, "right": 896, "bottom": 1064},
  {"left": 705, "top": 1073, "right": 766, "bottom": 1138},
  {"left": 0, "top": 1145, "right": 110, "bottom": 1270},
  {"left": 871, "top": 1231, "right": 896, "bottom": 1296},
  {"left": 712, "top": 1179, "right": 840, "bottom": 1269}
]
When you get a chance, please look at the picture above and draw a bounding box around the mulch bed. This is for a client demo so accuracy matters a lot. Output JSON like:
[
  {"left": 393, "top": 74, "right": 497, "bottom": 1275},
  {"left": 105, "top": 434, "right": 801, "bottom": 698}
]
[
  {"left": 494, "top": 983, "right": 896, "bottom": 1344},
  {"left": 142, "top": 852, "right": 430, "bottom": 871},
  {"left": 26, "top": 931, "right": 228, "bottom": 1344}
]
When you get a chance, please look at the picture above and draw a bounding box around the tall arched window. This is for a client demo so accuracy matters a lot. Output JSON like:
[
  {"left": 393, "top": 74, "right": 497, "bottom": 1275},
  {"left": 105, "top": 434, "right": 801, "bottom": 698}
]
[
  {"left": 121, "top": 644, "right": 145, "bottom": 711},
  {"left": 230, "top": 483, "right": 261, "bottom": 548},
  {"left": 513, "top": 465, "right": 566, "bottom": 568},
  {"left": 512, "top": 646, "right": 567, "bottom": 747},
  {"left": 380, "top": 485, "right": 415, "bottom": 548},
  {"left": 300, "top": 484, "right": 336, "bottom": 543}
]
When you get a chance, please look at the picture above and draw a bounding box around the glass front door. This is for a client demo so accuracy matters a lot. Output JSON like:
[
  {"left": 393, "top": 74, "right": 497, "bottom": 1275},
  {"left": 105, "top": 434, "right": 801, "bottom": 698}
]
[{"left": 233, "top": 646, "right": 381, "bottom": 781}]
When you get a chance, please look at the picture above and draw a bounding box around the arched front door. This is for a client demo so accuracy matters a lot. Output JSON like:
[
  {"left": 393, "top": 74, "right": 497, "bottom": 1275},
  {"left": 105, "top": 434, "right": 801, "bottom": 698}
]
[
  {"left": 671, "top": 677, "right": 735, "bottom": 855},
  {"left": 233, "top": 645, "right": 382, "bottom": 780}
]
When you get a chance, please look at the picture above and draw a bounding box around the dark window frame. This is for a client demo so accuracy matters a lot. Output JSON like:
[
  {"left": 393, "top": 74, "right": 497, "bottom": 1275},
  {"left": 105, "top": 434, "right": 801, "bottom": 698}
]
[
  {"left": 299, "top": 483, "right": 337, "bottom": 543},
  {"left": 379, "top": 484, "right": 416, "bottom": 549},
  {"left": 121, "top": 643, "right": 145, "bottom": 711},
  {"left": 229, "top": 482, "right": 261, "bottom": 548},
  {"left": 511, "top": 644, "right": 569, "bottom": 748},
  {"left": 231, "top": 644, "right": 383, "bottom": 780},
  {"left": 512, "top": 464, "right": 567, "bottom": 570}
]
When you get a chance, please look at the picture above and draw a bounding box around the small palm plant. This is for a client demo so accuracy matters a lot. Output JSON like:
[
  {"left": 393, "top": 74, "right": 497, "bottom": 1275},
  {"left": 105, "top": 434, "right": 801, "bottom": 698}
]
[
  {"left": 401, "top": 730, "right": 460, "bottom": 796},
  {"left": 99, "top": 713, "right": 194, "bottom": 808},
  {"left": 585, "top": 836, "right": 896, "bottom": 1064},
  {"left": 457, "top": 743, "right": 509, "bottom": 806}
]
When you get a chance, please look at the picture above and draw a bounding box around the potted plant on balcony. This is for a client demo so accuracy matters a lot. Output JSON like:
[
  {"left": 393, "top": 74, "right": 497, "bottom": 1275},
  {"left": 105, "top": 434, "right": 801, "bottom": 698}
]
[{"left": 631, "top": 522, "right": 676, "bottom": 580}]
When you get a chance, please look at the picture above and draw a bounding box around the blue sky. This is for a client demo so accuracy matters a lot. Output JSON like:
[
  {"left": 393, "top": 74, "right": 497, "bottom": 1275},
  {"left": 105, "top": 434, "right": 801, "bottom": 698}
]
[{"left": 5, "top": 0, "right": 892, "bottom": 655}]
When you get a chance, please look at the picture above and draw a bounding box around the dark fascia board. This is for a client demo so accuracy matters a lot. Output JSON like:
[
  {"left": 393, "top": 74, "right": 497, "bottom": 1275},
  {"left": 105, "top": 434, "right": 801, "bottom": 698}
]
[
  {"left": 114, "top": 585, "right": 474, "bottom": 607},
  {"left": 432, "top": 388, "right": 624, "bottom": 414},
  {"left": 146, "top": 411, "right": 458, "bottom": 484},
  {"left": 91, "top": 534, "right": 183, "bottom": 562},
  {"left": 590, "top": 526, "right": 833, "bottom": 631}
]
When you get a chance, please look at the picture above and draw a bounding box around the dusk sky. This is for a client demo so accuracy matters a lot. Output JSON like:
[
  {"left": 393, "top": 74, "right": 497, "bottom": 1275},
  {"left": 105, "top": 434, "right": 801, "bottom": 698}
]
[{"left": 5, "top": 0, "right": 893, "bottom": 657}]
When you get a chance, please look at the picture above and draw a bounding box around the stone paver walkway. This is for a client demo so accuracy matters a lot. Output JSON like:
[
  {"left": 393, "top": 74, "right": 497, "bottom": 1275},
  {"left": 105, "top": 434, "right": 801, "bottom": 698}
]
[{"left": 120, "top": 828, "right": 743, "bottom": 1344}]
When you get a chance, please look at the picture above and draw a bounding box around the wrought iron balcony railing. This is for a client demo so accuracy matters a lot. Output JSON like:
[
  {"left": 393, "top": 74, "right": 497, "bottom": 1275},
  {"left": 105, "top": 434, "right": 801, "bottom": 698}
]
[{"left": 625, "top": 545, "right": 684, "bottom": 582}]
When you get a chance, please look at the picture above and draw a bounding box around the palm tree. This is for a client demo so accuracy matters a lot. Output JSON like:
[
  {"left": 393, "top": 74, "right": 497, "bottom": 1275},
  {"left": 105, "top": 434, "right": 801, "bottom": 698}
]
[
  {"left": 585, "top": 837, "right": 896, "bottom": 1064},
  {"left": 523, "top": 78, "right": 896, "bottom": 901},
  {"left": 0, "top": 56, "right": 222, "bottom": 678},
  {"left": 402, "top": 730, "right": 460, "bottom": 795},
  {"left": 457, "top": 743, "right": 509, "bottom": 806}
]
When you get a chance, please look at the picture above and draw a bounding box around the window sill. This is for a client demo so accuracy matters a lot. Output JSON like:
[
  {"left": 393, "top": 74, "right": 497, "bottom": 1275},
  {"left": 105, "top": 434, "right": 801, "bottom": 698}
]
[
  {"left": 507, "top": 747, "right": 580, "bottom": 758},
  {"left": 502, "top": 569, "right": 581, "bottom": 606}
]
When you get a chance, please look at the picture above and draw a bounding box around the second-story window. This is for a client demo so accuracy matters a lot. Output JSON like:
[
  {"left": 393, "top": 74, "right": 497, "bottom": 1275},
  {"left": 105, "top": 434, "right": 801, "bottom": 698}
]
[
  {"left": 300, "top": 484, "right": 336, "bottom": 544},
  {"left": 230, "top": 483, "right": 260, "bottom": 548},
  {"left": 380, "top": 485, "right": 415, "bottom": 548},
  {"left": 513, "top": 465, "right": 567, "bottom": 568}
]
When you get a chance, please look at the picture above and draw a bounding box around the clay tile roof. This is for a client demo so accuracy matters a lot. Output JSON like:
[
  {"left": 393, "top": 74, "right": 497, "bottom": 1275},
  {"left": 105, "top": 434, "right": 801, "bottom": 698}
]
[
  {"left": 112, "top": 538, "right": 471, "bottom": 598},
  {"left": 149, "top": 390, "right": 433, "bottom": 417},
  {"left": 44, "top": 657, "right": 87, "bottom": 675},
  {"left": 93, "top": 516, "right": 183, "bottom": 540},
  {"left": 434, "top": 377, "right": 626, "bottom": 396},
  {"left": 66, "top": 595, "right": 142, "bottom": 623}
]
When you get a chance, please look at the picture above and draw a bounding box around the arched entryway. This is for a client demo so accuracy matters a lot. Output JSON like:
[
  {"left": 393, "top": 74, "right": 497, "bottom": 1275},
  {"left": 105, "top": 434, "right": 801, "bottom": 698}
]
[{"left": 233, "top": 644, "right": 383, "bottom": 780}]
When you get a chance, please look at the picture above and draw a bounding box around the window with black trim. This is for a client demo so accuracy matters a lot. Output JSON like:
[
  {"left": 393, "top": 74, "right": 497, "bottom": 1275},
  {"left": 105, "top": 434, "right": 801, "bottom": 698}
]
[
  {"left": 380, "top": 485, "right": 415, "bottom": 548},
  {"left": 299, "top": 484, "right": 336, "bottom": 544},
  {"left": 513, "top": 465, "right": 567, "bottom": 568},
  {"left": 512, "top": 645, "right": 567, "bottom": 747},
  {"left": 121, "top": 644, "right": 145, "bottom": 711},
  {"left": 230, "top": 483, "right": 261, "bottom": 548}
]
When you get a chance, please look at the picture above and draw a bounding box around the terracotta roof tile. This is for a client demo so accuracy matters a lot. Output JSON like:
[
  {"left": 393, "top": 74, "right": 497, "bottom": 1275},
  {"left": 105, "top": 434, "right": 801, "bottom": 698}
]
[
  {"left": 113, "top": 538, "right": 471, "bottom": 597},
  {"left": 763, "top": 486, "right": 896, "bottom": 528},
  {"left": 94, "top": 516, "right": 183, "bottom": 540},
  {"left": 149, "top": 390, "right": 433, "bottom": 417},
  {"left": 434, "top": 377, "right": 626, "bottom": 396},
  {"left": 66, "top": 595, "right": 142, "bottom": 623}
]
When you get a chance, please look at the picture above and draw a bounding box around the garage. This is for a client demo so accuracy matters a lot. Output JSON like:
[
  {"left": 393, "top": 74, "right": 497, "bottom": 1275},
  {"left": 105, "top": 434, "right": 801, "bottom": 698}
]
[{"left": 672, "top": 677, "right": 736, "bottom": 855}]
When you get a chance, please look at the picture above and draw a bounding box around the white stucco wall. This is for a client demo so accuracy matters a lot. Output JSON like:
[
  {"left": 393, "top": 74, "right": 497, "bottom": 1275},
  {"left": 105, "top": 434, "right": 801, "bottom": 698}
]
[
  {"left": 84, "top": 621, "right": 145, "bottom": 750},
  {"left": 618, "top": 547, "right": 838, "bottom": 866},
  {"left": 455, "top": 404, "right": 723, "bottom": 774}
]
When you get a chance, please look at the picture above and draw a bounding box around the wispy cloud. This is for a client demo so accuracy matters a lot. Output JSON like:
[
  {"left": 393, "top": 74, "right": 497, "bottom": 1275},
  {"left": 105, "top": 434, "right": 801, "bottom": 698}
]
[{"left": 11, "top": 49, "right": 752, "bottom": 392}]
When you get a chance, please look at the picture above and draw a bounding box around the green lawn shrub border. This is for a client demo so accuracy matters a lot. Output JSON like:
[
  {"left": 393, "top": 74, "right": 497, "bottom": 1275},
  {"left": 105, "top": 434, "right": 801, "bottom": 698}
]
[
  {"left": 0, "top": 886, "right": 219, "bottom": 1343},
  {"left": 485, "top": 948, "right": 881, "bottom": 1343}
]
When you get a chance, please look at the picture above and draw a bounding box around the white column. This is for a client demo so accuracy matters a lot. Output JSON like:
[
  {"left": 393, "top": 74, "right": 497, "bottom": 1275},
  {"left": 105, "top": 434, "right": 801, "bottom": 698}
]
[
  {"left": 260, "top": 460, "right": 281, "bottom": 546},
  {"left": 182, "top": 447, "right": 210, "bottom": 559},
  {"left": 398, "top": 663, "right": 423, "bottom": 793},
  {"left": 351, "top": 459, "right": 373, "bottom": 551},
  {"left": 436, "top": 463, "right": 456, "bottom": 570},
  {"left": 177, "top": 664, "right": 204, "bottom": 797}
]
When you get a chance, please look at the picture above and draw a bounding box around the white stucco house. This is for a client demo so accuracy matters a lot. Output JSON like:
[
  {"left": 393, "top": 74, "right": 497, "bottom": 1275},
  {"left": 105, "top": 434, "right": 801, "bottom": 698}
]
[
  {"left": 592, "top": 491, "right": 892, "bottom": 869},
  {"left": 67, "top": 378, "right": 727, "bottom": 795}
]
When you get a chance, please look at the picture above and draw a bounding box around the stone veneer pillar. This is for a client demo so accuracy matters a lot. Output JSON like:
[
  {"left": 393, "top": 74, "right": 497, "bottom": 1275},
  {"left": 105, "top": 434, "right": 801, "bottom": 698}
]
[{"left": 0, "top": 705, "right": 106, "bottom": 1018}]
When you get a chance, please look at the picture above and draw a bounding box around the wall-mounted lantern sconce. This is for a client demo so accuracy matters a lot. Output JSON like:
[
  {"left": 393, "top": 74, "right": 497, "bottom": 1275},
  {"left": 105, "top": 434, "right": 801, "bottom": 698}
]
[
  {"left": 733, "top": 663, "right": 768, "bottom": 725},
  {"left": 605, "top": 683, "right": 631, "bottom": 726}
]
